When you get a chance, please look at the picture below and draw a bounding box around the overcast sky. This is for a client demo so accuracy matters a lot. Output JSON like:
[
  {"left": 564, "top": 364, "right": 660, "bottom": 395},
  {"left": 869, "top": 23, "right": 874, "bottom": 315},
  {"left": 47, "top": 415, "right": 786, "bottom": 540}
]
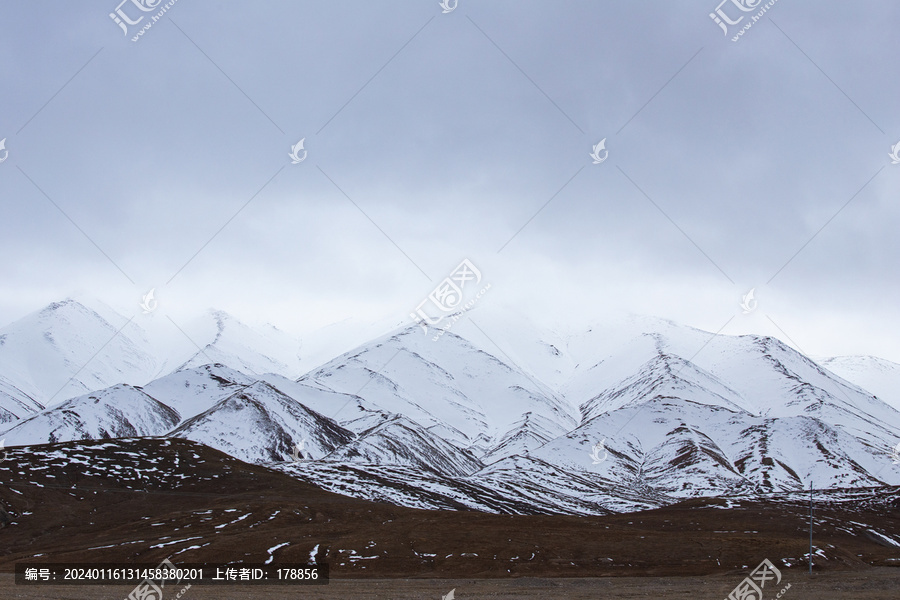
[{"left": 1, "top": 1, "right": 898, "bottom": 362}]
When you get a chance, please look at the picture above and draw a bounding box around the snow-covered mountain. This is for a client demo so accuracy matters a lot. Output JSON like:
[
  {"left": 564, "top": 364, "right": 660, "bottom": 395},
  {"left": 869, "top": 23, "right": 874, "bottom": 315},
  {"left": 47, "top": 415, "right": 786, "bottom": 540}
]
[
  {"left": 326, "top": 413, "right": 484, "bottom": 477},
  {"left": 286, "top": 317, "right": 899, "bottom": 510},
  {"left": 299, "top": 325, "right": 578, "bottom": 458},
  {"left": 0, "top": 300, "right": 306, "bottom": 418},
  {"left": 0, "top": 374, "right": 43, "bottom": 425},
  {"left": 167, "top": 381, "right": 354, "bottom": 463},
  {"left": 820, "top": 355, "right": 900, "bottom": 412},
  {"left": 0, "top": 384, "right": 180, "bottom": 446},
  {"left": 0, "top": 299, "right": 160, "bottom": 409},
  {"left": 2, "top": 299, "right": 899, "bottom": 515},
  {"left": 140, "top": 363, "right": 259, "bottom": 422},
  {"left": 173, "top": 310, "right": 303, "bottom": 378}
]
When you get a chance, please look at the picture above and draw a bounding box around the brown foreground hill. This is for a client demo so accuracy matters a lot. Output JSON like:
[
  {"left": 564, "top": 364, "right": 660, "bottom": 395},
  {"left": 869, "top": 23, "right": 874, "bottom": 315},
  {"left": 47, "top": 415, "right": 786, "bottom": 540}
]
[{"left": 0, "top": 437, "right": 898, "bottom": 598}]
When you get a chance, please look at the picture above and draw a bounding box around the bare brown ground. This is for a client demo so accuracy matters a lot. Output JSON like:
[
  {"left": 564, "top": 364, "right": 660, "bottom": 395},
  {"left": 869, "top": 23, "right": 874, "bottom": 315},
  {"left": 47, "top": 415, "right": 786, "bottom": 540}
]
[
  {"left": 1, "top": 438, "right": 898, "bottom": 599},
  {"left": 1, "top": 570, "right": 899, "bottom": 600}
]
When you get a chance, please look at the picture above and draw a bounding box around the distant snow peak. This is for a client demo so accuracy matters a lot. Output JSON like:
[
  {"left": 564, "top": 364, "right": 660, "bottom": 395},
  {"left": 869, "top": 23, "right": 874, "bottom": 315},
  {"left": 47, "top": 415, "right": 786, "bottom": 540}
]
[
  {"left": 171, "top": 310, "right": 302, "bottom": 378},
  {"left": 0, "top": 298, "right": 160, "bottom": 407}
]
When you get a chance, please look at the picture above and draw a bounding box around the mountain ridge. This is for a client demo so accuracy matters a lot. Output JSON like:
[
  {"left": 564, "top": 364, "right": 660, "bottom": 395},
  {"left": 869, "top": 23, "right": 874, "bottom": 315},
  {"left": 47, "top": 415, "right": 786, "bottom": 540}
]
[{"left": 1, "top": 298, "right": 898, "bottom": 515}]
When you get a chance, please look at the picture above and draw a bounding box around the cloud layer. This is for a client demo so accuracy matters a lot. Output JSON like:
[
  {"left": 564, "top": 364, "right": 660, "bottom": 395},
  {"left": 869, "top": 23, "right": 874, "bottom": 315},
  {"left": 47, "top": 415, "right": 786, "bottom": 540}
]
[{"left": 1, "top": 0, "right": 897, "bottom": 361}]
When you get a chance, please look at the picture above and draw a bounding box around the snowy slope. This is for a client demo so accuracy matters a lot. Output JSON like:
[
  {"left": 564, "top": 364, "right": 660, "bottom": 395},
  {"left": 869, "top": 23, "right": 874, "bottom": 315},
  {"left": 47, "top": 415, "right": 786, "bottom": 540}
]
[
  {"left": 301, "top": 325, "right": 578, "bottom": 456},
  {"left": 579, "top": 351, "right": 747, "bottom": 421},
  {"left": 0, "top": 299, "right": 159, "bottom": 406},
  {"left": 0, "top": 384, "right": 179, "bottom": 446},
  {"left": 326, "top": 414, "right": 484, "bottom": 477},
  {"left": 256, "top": 373, "right": 380, "bottom": 427},
  {"left": 0, "top": 374, "right": 43, "bottom": 424},
  {"left": 820, "top": 355, "right": 900, "bottom": 412},
  {"left": 448, "top": 305, "right": 578, "bottom": 392},
  {"left": 683, "top": 335, "right": 900, "bottom": 431},
  {"left": 530, "top": 396, "right": 899, "bottom": 500},
  {"left": 480, "top": 411, "right": 573, "bottom": 465},
  {"left": 140, "top": 363, "right": 258, "bottom": 423},
  {"left": 469, "top": 454, "right": 666, "bottom": 514},
  {"left": 173, "top": 310, "right": 302, "bottom": 378},
  {"left": 271, "top": 460, "right": 556, "bottom": 513},
  {"left": 167, "top": 381, "right": 354, "bottom": 463},
  {"left": 563, "top": 319, "right": 900, "bottom": 464}
]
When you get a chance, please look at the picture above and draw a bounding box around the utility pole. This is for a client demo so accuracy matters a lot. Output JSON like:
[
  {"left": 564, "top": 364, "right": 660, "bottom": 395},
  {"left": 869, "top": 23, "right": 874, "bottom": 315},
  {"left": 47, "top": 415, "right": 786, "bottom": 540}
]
[{"left": 808, "top": 481, "right": 813, "bottom": 574}]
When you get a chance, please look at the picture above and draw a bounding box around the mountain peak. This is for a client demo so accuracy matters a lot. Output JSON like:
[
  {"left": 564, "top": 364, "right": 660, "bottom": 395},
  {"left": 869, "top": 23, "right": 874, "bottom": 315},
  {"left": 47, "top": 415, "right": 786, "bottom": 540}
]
[
  {"left": 0, "top": 298, "right": 158, "bottom": 407},
  {"left": 171, "top": 310, "right": 302, "bottom": 378}
]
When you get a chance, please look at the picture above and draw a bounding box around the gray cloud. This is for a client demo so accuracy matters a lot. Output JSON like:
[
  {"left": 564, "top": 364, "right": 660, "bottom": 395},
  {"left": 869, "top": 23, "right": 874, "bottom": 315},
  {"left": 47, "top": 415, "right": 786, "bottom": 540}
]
[{"left": 1, "top": 0, "right": 898, "bottom": 361}]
